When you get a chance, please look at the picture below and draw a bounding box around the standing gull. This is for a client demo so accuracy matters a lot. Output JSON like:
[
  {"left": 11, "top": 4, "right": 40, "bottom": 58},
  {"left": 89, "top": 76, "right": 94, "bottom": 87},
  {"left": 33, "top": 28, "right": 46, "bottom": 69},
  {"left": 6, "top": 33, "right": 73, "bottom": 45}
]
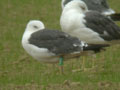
[
  {"left": 60, "top": 0, "right": 120, "bottom": 44},
  {"left": 22, "top": 20, "right": 109, "bottom": 73},
  {"left": 61, "top": 0, "right": 120, "bottom": 21},
  {"left": 60, "top": 0, "right": 120, "bottom": 70}
]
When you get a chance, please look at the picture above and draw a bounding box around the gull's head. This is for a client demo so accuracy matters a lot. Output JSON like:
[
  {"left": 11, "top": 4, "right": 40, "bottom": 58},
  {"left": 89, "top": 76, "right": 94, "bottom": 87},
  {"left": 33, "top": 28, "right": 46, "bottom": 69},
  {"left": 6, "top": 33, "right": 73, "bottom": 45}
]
[
  {"left": 25, "top": 20, "right": 45, "bottom": 32},
  {"left": 63, "top": 0, "right": 88, "bottom": 13}
]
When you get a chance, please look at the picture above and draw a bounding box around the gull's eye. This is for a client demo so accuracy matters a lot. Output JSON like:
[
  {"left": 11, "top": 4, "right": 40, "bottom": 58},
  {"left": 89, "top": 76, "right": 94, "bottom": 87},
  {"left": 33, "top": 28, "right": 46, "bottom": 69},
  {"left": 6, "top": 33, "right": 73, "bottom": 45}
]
[
  {"left": 33, "top": 25, "right": 38, "bottom": 29},
  {"left": 81, "top": 6, "right": 86, "bottom": 10}
]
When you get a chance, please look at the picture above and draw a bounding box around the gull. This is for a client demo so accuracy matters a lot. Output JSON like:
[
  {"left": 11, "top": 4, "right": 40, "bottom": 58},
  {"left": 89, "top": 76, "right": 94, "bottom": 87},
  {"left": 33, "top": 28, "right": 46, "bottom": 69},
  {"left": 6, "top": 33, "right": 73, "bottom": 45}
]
[
  {"left": 22, "top": 20, "right": 109, "bottom": 73},
  {"left": 60, "top": 0, "right": 120, "bottom": 70}
]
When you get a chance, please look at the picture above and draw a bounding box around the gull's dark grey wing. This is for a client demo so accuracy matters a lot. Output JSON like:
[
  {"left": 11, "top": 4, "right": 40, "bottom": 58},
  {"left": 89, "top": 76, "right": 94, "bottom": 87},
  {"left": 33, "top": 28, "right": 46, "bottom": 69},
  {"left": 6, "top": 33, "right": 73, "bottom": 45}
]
[
  {"left": 84, "top": 11, "right": 120, "bottom": 41},
  {"left": 29, "top": 29, "right": 83, "bottom": 55},
  {"left": 83, "top": 0, "right": 109, "bottom": 13}
]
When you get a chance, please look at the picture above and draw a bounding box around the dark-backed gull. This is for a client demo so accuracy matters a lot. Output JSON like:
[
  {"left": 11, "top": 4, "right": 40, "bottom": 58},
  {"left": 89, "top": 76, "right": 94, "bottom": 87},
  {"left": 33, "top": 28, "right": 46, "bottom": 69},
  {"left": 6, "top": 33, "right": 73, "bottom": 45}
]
[
  {"left": 60, "top": 0, "right": 120, "bottom": 44},
  {"left": 22, "top": 20, "right": 109, "bottom": 73}
]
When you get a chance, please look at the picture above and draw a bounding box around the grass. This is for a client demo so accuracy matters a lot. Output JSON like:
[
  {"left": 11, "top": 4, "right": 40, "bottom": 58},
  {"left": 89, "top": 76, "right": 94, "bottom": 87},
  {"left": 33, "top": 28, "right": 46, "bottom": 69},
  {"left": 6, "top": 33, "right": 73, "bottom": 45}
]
[{"left": 0, "top": 0, "right": 120, "bottom": 89}]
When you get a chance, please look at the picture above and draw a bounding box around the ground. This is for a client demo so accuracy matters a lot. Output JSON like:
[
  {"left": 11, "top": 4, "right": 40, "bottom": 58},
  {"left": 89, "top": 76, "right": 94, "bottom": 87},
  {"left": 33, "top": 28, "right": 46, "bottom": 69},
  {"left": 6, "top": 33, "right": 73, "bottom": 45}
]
[{"left": 0, "top": 0, "right": 120, "bottom": 90}]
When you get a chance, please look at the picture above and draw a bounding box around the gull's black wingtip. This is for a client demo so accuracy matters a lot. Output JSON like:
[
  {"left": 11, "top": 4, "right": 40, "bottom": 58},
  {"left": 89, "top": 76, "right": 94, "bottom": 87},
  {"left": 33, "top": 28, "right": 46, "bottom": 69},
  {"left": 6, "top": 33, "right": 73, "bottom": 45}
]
[
  {"left": 110, "top": 13, "right": 120, "bottom": 21},
  {"left": 83, "top": 44, "right": 110, "bottom": 53}
]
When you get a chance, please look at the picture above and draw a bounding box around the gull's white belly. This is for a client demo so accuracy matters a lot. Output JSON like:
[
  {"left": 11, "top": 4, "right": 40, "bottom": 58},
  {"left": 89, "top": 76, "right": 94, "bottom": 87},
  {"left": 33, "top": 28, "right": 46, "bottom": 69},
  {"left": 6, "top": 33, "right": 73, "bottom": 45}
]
[{"left": 22, "top": 43, "right": 59, "bottom": 63}]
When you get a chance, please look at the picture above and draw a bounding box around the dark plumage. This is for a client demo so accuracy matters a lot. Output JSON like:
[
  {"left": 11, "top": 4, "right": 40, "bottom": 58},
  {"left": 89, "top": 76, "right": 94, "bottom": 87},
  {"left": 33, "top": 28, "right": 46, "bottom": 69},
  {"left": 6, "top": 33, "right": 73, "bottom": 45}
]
[
  {"left": 110, "top": 13, "right": 120, "bottom": 21},
  {"left": 84, "top": 11, "right": 120, "bottom": 41},
  {"left": 82, "top": 0, "right": 109, "bottom": 13},
  {"left": 83, "top": 44, "right": 109, "bottom": 53},
  {"left": 29, "top": 29, "right": 82, "bottom": 55}
]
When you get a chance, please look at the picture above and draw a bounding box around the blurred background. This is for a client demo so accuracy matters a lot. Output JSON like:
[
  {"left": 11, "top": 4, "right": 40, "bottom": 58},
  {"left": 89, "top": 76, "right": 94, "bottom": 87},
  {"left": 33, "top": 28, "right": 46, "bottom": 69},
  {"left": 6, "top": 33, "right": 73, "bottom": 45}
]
[{"left": 0, "top": 0, "right": 120, "bottom": 89}]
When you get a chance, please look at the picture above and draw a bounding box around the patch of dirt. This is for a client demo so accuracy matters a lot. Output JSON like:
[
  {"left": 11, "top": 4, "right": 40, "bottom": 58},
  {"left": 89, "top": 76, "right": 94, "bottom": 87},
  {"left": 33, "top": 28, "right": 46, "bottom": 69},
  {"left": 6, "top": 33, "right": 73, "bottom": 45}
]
[{"left": 1, "top": 81, "right": 120, "bottom": 90}]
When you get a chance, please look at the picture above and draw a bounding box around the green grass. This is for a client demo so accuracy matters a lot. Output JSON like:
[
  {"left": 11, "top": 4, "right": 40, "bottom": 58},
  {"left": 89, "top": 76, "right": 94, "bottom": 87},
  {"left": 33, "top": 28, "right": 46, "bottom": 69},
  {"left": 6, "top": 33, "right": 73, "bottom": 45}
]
[{"left": 0, "top": 0, "right": 120, "bottom": 89}]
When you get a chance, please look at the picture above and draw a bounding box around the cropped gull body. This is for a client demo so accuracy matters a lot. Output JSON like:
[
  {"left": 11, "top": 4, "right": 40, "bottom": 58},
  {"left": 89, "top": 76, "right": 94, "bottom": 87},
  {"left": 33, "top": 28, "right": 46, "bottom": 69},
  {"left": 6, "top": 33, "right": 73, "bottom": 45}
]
[
  {"left": 61, "top": 0, "right": 120, "bottom": 21},
  {"left": 60, "top": 0, "right": 120, "bottom": 44}
]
